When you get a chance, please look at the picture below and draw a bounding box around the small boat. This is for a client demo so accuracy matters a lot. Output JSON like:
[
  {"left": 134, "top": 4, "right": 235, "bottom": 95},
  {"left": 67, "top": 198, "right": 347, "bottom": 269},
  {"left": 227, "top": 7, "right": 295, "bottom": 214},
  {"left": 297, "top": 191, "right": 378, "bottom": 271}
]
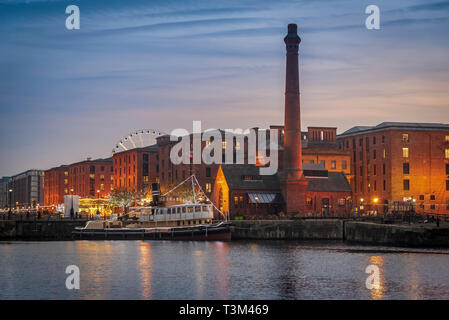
[{"left": 72, "top": 176, "right": 231, "bottom": 241}]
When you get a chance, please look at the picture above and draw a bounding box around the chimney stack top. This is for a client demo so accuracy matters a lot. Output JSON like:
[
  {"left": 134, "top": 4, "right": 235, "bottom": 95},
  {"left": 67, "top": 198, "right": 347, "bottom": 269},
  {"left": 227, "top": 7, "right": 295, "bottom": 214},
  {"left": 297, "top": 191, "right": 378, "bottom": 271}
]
[{"left": 288, "top": 24, "right": 297, "bottom": 34}]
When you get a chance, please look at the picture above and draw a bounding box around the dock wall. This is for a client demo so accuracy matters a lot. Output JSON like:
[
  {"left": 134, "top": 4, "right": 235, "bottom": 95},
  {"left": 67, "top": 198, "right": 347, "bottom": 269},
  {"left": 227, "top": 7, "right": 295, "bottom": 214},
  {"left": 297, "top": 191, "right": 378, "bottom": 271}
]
[
  {"left": 0, "top": 220, "right": 87, "bottom": 240},
  {"left": 344, "top": 221, "right": 449, "bottom": 247},
  {"left": 230, "top": 219, "right": 344, "bottom": 240}
]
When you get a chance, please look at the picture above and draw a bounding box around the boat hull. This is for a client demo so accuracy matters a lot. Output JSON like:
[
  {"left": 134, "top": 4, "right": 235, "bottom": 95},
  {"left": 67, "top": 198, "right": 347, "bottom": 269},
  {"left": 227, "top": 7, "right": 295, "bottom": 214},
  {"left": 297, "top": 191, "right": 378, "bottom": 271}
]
[{"left": 72, "top": 223, "right": 231, "bottom": 241}]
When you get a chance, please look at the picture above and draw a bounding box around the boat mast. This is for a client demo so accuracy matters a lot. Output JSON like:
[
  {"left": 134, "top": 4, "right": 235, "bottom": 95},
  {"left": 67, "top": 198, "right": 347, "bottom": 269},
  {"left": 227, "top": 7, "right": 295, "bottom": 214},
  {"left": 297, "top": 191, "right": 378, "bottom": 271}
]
[{"left": 192, "top": 176, "right": 197, "bottom": 204}]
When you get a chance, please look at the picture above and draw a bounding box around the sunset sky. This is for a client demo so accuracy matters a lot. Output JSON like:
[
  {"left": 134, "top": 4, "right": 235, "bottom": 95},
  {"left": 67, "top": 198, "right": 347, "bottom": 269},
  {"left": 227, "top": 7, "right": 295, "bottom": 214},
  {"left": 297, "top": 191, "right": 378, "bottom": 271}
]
[{"left": 1, "top": 0, "right": 449, "bottom": 176}]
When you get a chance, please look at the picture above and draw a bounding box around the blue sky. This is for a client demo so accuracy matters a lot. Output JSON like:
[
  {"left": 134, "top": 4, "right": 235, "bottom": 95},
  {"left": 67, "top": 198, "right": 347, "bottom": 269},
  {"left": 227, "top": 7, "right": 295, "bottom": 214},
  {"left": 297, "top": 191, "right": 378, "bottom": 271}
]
[{"left": 1, "top": 0, "right": 449, "bottom": 176}]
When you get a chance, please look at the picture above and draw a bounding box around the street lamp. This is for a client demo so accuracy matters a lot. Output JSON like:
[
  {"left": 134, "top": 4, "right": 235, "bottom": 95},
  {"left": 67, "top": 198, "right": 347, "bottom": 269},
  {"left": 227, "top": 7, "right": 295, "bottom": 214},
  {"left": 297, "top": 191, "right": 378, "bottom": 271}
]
[
  {"left": 254, "top": 196, "right": 259, "bottom": 216},
  {"left": 70, "top": 188, "right": 75, "bottom": 219},
  {"left": 97, "top": 189, "right": 103, "bottom": 220},
  {"left": 8, "top": 189, "right": 12, "bottom": 218},
  {"left": 373, "top": 197, "right": 379, "bottom": 215}
]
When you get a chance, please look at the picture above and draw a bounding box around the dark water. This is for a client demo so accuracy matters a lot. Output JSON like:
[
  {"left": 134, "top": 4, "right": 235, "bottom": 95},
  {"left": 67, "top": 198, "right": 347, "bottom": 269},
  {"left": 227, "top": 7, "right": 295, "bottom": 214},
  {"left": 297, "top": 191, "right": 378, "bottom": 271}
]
[{"left": 0, "top": 240, "right": 448, "bottom": 300}]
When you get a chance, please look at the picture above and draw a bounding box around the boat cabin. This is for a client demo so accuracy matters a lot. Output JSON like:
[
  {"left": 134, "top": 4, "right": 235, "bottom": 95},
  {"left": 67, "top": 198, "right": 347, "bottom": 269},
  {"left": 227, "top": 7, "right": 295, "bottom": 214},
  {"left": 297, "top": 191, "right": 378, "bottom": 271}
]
[{"left": 139, "top": 203, "right": 214, "bottom": 226}]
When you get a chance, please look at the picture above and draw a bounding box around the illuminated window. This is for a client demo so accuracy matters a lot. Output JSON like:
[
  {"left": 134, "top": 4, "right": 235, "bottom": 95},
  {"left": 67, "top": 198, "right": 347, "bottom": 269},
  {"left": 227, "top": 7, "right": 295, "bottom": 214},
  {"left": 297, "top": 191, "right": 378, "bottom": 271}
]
[
  {"left": 64, "top": 188, "right": 68, "bottom": 194},
  {"left": 64, "top": 179, "right": 68, "bottom": 185},
  {"left": 89, "top": 174, "right": 95, "bottom": 179},
  {"left": 331, "top": 160, "right": 336, "bottom": 169},
  {"left": 383, "top": 149, "right": 386, "bottom": 158},
  {"left": 64, "top": 171, "right": 68, "bottom": 176},
  {"left": 100, "top": 184, "right": 104, "bottom": 191},
  {"left": 445, "top": 135, "right": 449, "bottom": 143},
  {"left": 402, "top": 134, "right": 409, "bottom": 143},
  {"left": 100, "top": 175, "right": 104, "bottom": 180},
  {"left": 338, "top": 198, "right": 345, "bottom": 206},
  {"left": 205, "top": 183, "right": 211, "bottom": 193},
  {"left": 402, "top": 148, "right": 409, "bottom": 158},
  {"left": 445, "top": 149, "right": 449, "bottom": 159},
  {"left": 111, "top": 176, "right": 114, "bottom": 181}
]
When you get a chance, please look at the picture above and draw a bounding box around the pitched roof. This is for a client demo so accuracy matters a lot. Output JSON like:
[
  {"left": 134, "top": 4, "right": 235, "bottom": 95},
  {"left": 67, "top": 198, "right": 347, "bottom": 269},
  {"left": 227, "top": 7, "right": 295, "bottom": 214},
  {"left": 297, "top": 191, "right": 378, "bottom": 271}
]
[
  {"left": 220, "top": 164, "right": 280, "bottom": 190},
  {"left": 220, "top": 164, "right": 351, "bottom": 193},
  {"left": 306, "top": 172, "right": 352, "bottom": 192}
]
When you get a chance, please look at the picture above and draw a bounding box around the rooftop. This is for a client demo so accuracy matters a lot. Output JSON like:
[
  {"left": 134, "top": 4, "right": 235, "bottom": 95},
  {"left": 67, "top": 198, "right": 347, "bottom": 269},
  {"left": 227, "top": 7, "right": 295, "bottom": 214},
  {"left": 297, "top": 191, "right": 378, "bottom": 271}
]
[
  {"left": 339, "top": 122, "right": 449, "bottom": 137},
  {"left": 219, "top": 164, "right": 352, "bottom": 193}
]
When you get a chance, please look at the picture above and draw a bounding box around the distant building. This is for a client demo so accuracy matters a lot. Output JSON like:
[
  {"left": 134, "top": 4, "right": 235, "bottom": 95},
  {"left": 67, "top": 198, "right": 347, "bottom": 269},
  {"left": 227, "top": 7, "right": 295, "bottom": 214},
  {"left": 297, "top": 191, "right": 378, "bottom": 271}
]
[
  {"left": 44, "top": 158, "right": 113, "bottom": 208},
  {"left": 9, "top": 170, "right": 44, "bottom": 208},
  {"left": 112, "top": 145, "right": 158, "bottom": 193},
  {"left": 67, "top": 158, "right": 113, "bottom": 199},
  {"left": 0, "top": 176, "right": 11, "bottom": 209},
  {"left": 44, "top": 165, "right": 68, "bottom": 208},
  {"left": 337, "top": 122, "right": 449, "bottom": 215},
  {"left": 271, "top": 126, "right": 352, "bottom": 181}
]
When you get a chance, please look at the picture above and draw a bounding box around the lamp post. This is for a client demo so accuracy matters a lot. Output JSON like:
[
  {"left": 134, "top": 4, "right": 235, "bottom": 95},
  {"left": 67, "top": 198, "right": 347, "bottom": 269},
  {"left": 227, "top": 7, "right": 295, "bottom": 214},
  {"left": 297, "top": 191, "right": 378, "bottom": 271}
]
[
  {"left": 254, "top": 196, "right": 259, "bottom": 217},
  {"left": 373, "top": 197, "right": 379, "bottom": 216},
  {"left": 70, "top": 188, "right": 74, "bottom": 219},
  {"left": 97, "top": 189, "right": 103, "bottom": 220},
  {"left": 8, "top": 188, "right": 12, "bottom": 219}
]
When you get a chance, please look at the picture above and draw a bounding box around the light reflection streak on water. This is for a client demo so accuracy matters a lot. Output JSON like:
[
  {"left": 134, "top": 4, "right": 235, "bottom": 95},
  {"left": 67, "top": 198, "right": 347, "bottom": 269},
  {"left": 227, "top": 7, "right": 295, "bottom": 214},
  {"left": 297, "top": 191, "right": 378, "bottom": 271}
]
[
  {"left": 1, "top": 241, "right": 449, "bottom": 300},
  {"left": 214, "top": 242, "right": 230, "bottom": 299},
  {"left": 194, "top": 248, "right": 205, "bottom": 298},
  {"left": 138, "top": 241, "right": 152, "bottom": 299}
]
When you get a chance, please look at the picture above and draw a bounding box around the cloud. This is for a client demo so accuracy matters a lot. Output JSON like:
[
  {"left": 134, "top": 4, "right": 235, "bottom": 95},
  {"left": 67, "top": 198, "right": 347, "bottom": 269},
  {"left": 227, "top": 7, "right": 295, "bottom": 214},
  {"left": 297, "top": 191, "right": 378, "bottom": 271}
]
[{"left": 1, "top": 0, "right": 449, "bottom": 175}]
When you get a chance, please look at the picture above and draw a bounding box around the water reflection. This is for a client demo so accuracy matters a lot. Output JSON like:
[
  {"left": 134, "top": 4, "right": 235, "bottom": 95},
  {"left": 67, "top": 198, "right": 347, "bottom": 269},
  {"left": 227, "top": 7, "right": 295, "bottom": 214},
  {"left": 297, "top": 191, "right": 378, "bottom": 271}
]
[
  {"left": 213, "top": 242, "right": 230, "bottom": 299},
  {"left": 194, "top": 249, "right": 205, "bottom": 298},
  {"left": 1, "top": 241, "right": 449, "bottom": 300},
  {"left": 138, "top": 242, "right": 152, "bottom": 299}
]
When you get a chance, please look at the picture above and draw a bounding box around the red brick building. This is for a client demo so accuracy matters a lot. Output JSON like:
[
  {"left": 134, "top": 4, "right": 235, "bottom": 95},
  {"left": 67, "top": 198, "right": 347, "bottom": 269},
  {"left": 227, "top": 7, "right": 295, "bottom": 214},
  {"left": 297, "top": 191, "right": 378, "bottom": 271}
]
[
  {"left": 212, "top": 163, "right": 352, "bottom": 219},
  {"left": 155, "top": 131, "right": 246, "bottom": 199},
  {"left": 113, "top": 146, "right": 158, "bottom": 193},
  {"left": 337, "top": 122, "right": 449, "bottom": 215},
  {"left": 44, "top": 158, "right": 113, "bottom": 207},
  {"left": 44, "top": 165, "right": 68, "bottom": 207},
  {"left": 67, "top": 158, "right": 113, "bottom": 199}
]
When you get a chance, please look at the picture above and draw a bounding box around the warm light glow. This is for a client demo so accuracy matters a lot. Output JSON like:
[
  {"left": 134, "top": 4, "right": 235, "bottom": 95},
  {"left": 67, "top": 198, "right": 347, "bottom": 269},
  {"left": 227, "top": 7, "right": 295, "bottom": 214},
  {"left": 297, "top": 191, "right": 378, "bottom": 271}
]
[
  {"left": 360, "top": 198, "right": 364, "bottom": 202},
  {"left": 373, "top": 198, "right": 379, "bottom": 204}
]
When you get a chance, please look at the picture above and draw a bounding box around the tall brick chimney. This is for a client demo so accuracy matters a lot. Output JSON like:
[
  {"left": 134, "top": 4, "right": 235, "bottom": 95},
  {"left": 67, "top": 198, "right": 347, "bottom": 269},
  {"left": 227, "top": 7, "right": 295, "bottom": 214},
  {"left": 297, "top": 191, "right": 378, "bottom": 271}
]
[{"left": 281, "top": 24, "right": 308, "bottom": 215}]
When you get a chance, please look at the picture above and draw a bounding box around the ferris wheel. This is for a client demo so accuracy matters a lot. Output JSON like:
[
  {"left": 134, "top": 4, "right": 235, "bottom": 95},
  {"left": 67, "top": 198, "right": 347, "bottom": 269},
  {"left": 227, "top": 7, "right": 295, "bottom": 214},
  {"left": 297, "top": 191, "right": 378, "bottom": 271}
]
[{"left": 112, "top": 129, "right": 167, "bottom": 155}]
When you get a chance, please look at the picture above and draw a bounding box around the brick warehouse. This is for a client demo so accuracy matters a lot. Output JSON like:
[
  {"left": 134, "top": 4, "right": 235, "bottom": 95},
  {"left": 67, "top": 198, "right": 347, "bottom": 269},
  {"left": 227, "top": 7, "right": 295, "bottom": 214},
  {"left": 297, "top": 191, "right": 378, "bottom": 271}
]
[
  {"left": 112, "top": 145, "right": 158, "bottom": 192},
  {"left": 44, "top": 157, "right": 113, "bottom": 208},
  {"left": 337, "top": 122, "right": 449, "bottom": 215}
]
